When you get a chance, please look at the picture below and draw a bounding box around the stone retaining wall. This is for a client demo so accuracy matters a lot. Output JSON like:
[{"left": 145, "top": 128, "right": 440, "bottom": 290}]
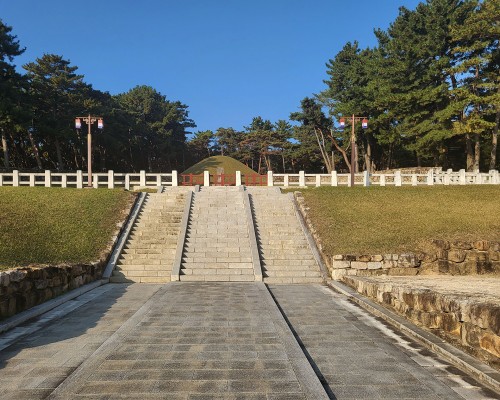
[
  {"left": 0, "top": 263, "right": 105, "bottom": 319},
  {"left": 344, "top": 275, "right": 500, "bottom": 367}
]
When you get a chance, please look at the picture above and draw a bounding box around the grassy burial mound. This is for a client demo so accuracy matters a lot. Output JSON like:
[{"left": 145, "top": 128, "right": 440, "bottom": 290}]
[
  {"left": 182, "top": 156, "right": 258, "bottom": 176},
  {"left": 0, "top": 187, "right": 134, "bottom": 270},
  {"left": 300, "top": 186, "right": 500, "bottom": 256}
]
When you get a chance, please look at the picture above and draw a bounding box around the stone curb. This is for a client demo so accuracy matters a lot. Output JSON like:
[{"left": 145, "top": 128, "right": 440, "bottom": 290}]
[
  {"left": 0, "top": 278, "right": 107, "bottom": 335},
  {"left": 102, "top": 192, "right": 147, "bottom": 279},
  {"left": 259, "top": 283, "right": 328, "bottom": 399},
  {"left": 170, "top": 190, "right": 194, "bottom": 281},
  {"left": 288, "top": 192, "right": 329, "bottom": 282},
  {"left": 326, "top": 279, "right": 500, "bottom": 394},
  {"left": 243, "top": 190, "right": 263, "bottom": 282}
]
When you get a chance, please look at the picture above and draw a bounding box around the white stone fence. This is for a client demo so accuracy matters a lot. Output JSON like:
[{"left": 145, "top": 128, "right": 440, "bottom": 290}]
[
  {"left": 269, "top": 169, "right": 500, "bottom": 187},
  {"left": 0, "top": 170, "right": 178, "bottom": 189},
  {"left": 0, "top": 169, "right": 498, "bottom": 189}
]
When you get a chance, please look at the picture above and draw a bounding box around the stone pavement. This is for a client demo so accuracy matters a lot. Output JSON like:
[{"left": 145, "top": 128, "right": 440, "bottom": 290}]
[
  {"left": 0, "top": 282, "right": 498, "bottom": 399},
  {"left": 269, "top": 284, "right": 499, "bottom": 399}
]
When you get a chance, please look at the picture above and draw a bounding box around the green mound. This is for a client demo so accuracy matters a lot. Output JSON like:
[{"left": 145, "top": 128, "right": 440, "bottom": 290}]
[{"left": 182, "top": 156, "right": 258, "bottom": 176}]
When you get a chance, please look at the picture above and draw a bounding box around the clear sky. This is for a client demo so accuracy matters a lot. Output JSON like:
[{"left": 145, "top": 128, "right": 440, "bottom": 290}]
[{"left": 1, "top": 0, "right": 422, "bottom": 134}]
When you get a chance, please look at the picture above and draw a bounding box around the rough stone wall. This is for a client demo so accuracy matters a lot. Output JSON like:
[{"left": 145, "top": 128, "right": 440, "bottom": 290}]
[
  {"left": 344, "top": 275, "right": 500, "bottom": 366},
  {"left": 0, "top": 262, "right": 105, "bottom": 319}
]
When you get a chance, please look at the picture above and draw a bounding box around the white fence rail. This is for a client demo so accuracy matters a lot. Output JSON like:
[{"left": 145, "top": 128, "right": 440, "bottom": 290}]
[
  {"left": 0, "top": 170, "right": 178, "bottom": 189},
  {"left": 0, "top": 169, "right": 498, "bottom": 189},
  {"left": 269, "top": 169, "right": 499, "bottom": 187}
]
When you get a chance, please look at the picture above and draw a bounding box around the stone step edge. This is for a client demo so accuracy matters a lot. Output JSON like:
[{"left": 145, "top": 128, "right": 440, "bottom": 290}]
[
  {"left": 103, "top": 192, "right": 148, "bottom": 279},
  {"left": 170, "top": 189, "right": 195, "bottom": 281}
]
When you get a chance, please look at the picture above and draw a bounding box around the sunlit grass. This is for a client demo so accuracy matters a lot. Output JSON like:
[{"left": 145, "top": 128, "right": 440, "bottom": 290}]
[
  {"left": 0, "top": 187, "right": 134, "bottom": 270},
  {"left": 300, "top": 186, "right": 500, "bottom": 255}
]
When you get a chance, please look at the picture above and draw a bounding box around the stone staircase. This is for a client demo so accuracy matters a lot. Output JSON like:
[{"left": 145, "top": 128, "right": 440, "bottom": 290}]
[
  {"left": 111, "top": 188, "right": 190, "bottom": 283},
  {"left": 179, "top": 187, "right": 256, "bottom": 281},
  {"left": 247, "top": 187, "right": 323, "bottom": 284}
]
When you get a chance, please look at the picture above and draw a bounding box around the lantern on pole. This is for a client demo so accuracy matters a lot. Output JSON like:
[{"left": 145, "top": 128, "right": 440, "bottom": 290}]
[
  {"left": 97, "top": 119, "right": 104, "bottom": 130},
  {"left": 339, "top": 117, "right": 346, "bottom": 128},
  {"left": 75, "top": 118, "right": 82, "bottom": 129},
  {"left": 362, "top": 118, "right": 368, "bottom": 129}
]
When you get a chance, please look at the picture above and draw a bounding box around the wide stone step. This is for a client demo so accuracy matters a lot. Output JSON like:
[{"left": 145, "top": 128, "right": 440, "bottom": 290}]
[
  {"left": 263, "top": 270, "right": 321, "bottom": 277},
  {"left": 110, "top": 275, "right": 170, "bottom": 284},
  {"left": 263, "top": 276, "right": 323, "bottom": 284},
  {"left": 181, "top": 268, "right": 254, "bottom": 276},
  {"left": 179, "top": 275, "right": 255, "bottom": 282}
]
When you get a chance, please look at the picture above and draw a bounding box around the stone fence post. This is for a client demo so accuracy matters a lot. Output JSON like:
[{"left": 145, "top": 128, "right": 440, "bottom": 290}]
[
  {"left": 12, "top": 170, "right": 19, "bottom": 187},
  {"left": 267, "top": 170, "right": 273, "bottom": 187},
  {"left": 394, "top": 170, "right": 402, "bottom": 187},
  {"left": 44, "top": 170, "right": 51, "bottom": 187},
  {"left": 299, "top": 171, "right": 305, "bottom": 187},
  {"left": 331, "top": 171, "right": 338, "bottom": 186},
  {"left": 236, "top": 171, "right": 242, "bottom": 186},
  {"left": 76, "top": 170, "right": 83, "bottom": 189},
  {"left": 203, "top": 170, "right": 210, "bottom": 187},
  {"left": 363, "top": 171, "right": 370, "bottom": 187},
  {"left": 172, "top": 170, "right": 178, "bottom": 187},
  {"left": 139, "top": 170, "right": 146, "bottom": 187},
  {"left": 108, "top": 170, "right": 114, "bottom": 189},
  {"left": 427, "top": 169, "right": 434, "bottom": 185}
]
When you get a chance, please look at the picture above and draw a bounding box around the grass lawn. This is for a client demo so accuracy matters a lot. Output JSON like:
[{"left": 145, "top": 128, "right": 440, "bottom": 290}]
[
  {"left": 299, "top": 186, "right": 500, "bottom": 255},
  {"left": 0, "top": 188, "right": 135, "bottom": 270}
]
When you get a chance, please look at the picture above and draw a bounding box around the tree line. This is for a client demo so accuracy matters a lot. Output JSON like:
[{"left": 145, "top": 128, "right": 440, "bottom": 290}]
[
  {"left": 189, "top": 0, "right": 498, "bottom": 174},
  {"left": 0, "top": 22, "right": 194, "bottom": 173},
  {"left": 1, "top": 0, "right": 498, "bottom": 174}
]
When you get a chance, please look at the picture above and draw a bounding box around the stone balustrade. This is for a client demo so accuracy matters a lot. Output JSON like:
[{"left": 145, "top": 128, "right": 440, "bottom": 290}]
[{"left": 0, "top": 168, "right": 498, "bottom": 189}]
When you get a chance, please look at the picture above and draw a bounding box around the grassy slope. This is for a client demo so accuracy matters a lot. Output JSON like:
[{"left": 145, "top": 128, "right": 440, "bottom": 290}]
[
  {"left": 182, "top": 156, "right": 258, "bottom": 176},
  {"left": 0, "top": 188, "right": 134, "bottom": 269},
  {"left": 301, "top": 186, "right": 500, "bottom": 255}
]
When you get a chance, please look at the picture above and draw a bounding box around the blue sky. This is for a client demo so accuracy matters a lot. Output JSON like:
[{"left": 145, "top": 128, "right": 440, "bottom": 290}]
[{"left": 1, "top": 0, "right": 422, "bottom": 133}]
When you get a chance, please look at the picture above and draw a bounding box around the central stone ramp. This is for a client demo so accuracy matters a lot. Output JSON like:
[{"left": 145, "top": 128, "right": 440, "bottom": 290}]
[
  {"left": 248, "top": 187, "right": 323, "bottom": 284},
  {"left": 49, "top": 283, "right": 327, "bottom": 399},
  {"left": 179, "top": 187, "right": 256, "bottom": 281}
]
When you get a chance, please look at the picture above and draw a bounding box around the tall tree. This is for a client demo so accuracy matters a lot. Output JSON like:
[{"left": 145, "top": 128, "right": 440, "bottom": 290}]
[
  {"left": 0, "top": 19, "right": 25, "bottom": 169},
  {"left": 291, "top": 97, "right": 334, "bottom": 172},
  {"left": 449, "top": 0, "right": 500, "bottom": 170},
  {"left": 24, "top": 54, "right": 86, "bottom": 170}
]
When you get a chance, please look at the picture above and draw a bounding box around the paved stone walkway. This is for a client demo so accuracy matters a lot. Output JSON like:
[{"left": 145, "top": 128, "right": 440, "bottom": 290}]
[
  {"left": 269, "top": 284, "right": 499, "bottom": 399},
  {"left": 0, "top": 282, "right": 498, "bottom": 399}
]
